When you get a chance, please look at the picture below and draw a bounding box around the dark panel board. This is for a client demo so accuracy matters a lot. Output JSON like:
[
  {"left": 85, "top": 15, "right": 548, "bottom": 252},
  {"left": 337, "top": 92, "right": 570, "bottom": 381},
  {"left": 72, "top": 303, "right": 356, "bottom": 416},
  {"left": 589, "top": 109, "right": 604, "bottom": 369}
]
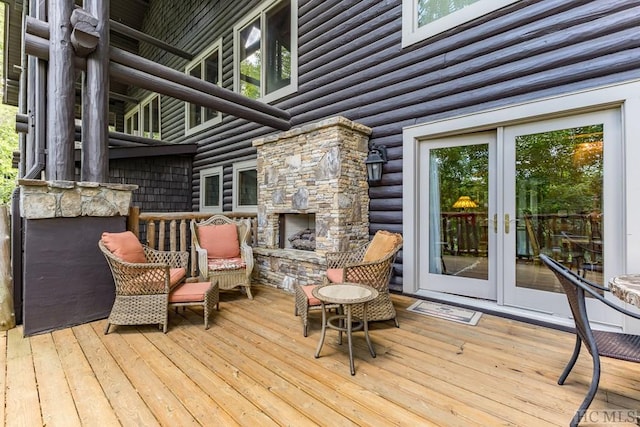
[{"left": 23, "top": 216, "right": 125, "bottom": 335}]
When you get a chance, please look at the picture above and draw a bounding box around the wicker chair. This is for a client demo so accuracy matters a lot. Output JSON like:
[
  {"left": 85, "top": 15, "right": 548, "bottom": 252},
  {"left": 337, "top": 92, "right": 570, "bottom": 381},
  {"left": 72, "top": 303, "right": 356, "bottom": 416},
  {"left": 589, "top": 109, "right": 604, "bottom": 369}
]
[
  {"left": 99, "top": 231, "right": 189, "bottom": 334},
  {"left": 191, "top": 215, "right": 254, "bottom": 299},
  {"left": 540, "top": 254, "right": 640, "bottom": 427},
  {"left": 294, "top": 282, "right": 341, "bottom": 337},
  {"left": 294, "top": 230, "right": 403, "bottom": 337}
]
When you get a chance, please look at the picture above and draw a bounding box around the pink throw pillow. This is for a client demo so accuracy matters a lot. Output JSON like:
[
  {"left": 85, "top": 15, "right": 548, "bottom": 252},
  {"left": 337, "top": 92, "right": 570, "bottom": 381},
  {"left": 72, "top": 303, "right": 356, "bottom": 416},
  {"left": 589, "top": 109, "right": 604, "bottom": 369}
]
[
  {"left": 101, "top": 231, "right": 146, "bottom": 263},
  {"left": 197, "top": 223, "right": 241, "bottom": 259}
]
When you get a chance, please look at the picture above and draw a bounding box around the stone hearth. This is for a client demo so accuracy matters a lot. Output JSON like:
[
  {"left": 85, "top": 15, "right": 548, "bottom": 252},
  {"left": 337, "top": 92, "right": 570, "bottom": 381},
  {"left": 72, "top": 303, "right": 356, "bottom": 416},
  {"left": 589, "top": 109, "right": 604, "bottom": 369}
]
[{"left": 252, "top": 116, "right": 372, "bottom": 291}]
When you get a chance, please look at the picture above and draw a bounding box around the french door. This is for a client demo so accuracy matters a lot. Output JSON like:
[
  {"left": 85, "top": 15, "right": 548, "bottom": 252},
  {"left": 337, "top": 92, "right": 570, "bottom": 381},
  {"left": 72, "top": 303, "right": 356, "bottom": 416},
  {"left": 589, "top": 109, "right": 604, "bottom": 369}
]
[
  {"left": 502, "top": 109, "right": 622, "bottom": 323},
  {"left": 418, "top": 132, "right": 497, "bottom": 300},
  {"left": 419, "top": 109, "right": 622, "bottom": 323}
]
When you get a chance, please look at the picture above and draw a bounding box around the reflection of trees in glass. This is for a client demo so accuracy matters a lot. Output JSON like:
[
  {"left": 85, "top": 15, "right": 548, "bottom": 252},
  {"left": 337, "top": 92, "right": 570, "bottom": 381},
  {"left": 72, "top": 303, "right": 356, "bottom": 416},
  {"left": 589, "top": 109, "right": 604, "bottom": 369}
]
[
  {"left": 266, "top": 1, "right": 291, "bottom": 94},
  {"left": 433, "top": 144, "right": 488, "bottom": 211},
  {"left": 241, "top": 52, "right": 261, "bottom": 99},
  {"left": 516, "top": 125, "right": 603, "bottom": 216},
  {"left": 417, "top": 0, "right": 479, "bottom": 27}
]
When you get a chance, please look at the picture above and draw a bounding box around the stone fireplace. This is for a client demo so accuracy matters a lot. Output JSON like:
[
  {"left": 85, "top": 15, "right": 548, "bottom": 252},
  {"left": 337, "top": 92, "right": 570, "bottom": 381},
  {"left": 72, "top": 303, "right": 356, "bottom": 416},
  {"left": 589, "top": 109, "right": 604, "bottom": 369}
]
[{"left": 252, "top": 116, "right": 372, "bottom": 291}]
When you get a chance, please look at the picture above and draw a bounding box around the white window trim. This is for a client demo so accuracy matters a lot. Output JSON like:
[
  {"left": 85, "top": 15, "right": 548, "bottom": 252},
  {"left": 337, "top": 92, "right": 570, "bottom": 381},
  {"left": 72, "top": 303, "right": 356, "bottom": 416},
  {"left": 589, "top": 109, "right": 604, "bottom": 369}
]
[
  {"left": 124, "top": 93, "right": 161, "bottom": 139},
  {"left": 124, "top": 105, "right": 140, "bottom": 136},
  {"left": 141, "top": 93, "right": 161, "bottom": 140},
  {"left": 402, "top": 0, "right": 519, "bottom": 48},
  {"left": 233, "top": 0, "right": 298, "bottom": 104},
  {"left": 185, "top": 40, "right": 223, "bottom": 136},
  {"left": 402, "top": 78, "right": 640, "bottom": 328},
  {"left": 199, "top": 166, "right": 223, "bottom": 213},
  {"left": 232, "top": 159, "right": 258, "bottom": 213}
]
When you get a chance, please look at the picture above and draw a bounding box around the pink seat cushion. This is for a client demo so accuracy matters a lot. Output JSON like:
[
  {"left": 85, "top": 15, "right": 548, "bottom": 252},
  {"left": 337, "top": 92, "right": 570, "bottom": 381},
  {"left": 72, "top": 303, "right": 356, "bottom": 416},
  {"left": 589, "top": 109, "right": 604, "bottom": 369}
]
[
  {"left": 301, "top": 285, "right": 321, "bottom": 306},
  {"left": 197, "top": 223, "right": 241, "bottom": 259},
  {"left": 101, "top": 231, "right": 146, "bottom": 263},
  {"left": 207, "top": 257, "right": 246, "bottom": 271},
  {"left": 169, "top": 281, "right": 211, "bottom": 303},
  {"left": 326, "top": 268, "right": 344, "bottom": 283},
  {"left": 169, "top": 268, "right": 187, "bottom": 289}
]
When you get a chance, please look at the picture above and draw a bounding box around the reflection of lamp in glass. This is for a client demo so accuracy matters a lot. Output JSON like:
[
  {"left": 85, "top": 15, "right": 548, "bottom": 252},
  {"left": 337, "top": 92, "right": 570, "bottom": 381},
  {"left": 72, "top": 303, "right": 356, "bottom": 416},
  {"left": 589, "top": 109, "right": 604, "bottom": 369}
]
[
  {"left": 573, "top": 140, "right": 603, "bottom": 167},
  {"left": 453, "top": 196, "right": 478, "bottom": 209}
]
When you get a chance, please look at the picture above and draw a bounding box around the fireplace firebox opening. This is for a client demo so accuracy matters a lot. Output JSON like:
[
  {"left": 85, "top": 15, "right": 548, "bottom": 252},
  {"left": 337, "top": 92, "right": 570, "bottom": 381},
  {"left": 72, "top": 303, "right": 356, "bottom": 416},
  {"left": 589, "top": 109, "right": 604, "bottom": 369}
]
[{"left": 279, "top": 213, "right": 316, "bottom": 251}]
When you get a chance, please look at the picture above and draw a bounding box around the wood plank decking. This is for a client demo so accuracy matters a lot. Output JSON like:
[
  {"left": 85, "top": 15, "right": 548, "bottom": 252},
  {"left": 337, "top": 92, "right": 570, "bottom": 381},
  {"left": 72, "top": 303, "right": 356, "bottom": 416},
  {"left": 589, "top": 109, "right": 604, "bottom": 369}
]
[{"left": 3, "top": 285, "right": 640, "bottom": 426}]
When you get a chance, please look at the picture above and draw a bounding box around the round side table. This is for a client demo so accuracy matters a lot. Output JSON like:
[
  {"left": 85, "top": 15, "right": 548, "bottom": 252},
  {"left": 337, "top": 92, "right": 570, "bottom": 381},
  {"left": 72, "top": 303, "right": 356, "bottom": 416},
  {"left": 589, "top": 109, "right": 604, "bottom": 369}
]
[{"left": 312, "top": 282, "right": 379, "bottom": 375}]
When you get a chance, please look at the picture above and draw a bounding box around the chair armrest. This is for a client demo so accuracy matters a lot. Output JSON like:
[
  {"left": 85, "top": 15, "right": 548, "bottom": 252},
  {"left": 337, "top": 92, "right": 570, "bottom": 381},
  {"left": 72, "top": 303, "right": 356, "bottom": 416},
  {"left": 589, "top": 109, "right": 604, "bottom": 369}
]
[
  {"left": 108, "top": 260, "right": 172, "bottom": 295},
  {"left": 326, "top": 243, "right": 368, "bottom": 268},
  {"left": 580, "top": 282, "right": 640, "bottom": 321},
  {"left": 195, "top": 246, "right": 209, "bottom": 279},
  {"left": 342, "top": 257, "right": 394, "bottom": 291},
  {"left": 240, "top": 243, "right": 254, "bottom": 273},
  {"left": 143, "top": 246, "right": 189, "bottom": 269}
]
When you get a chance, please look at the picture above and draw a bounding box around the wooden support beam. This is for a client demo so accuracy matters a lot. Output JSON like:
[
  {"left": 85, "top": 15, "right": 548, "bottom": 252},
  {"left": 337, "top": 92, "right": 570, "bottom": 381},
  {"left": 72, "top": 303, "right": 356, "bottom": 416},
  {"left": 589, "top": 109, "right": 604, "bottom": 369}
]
[
  {"left": 46, "top": 0, "right": 75, "bottom": 181},
  {"left": 23, "top": 0, "right": 47, "bottom": 180},
  {"left": 25, "top": 30, "right": 292, "bottom": 131},
  {"left": 70, "top": 8, "right": 99, "bottom": 57},
  {"left": 109, "top": 20, "right": 194, "bottom": 61},
  {"left": 109, "top": 63, "right": 291, "bottom": 131},
  {"left": 110, "top": 48, "right": 291, "bottom": 121},
  {"left": 25, "top": 16, "right": 291, "bottom": 122},
  {"left": 81, "top": 0, "right": 109, "bottom": 182}
]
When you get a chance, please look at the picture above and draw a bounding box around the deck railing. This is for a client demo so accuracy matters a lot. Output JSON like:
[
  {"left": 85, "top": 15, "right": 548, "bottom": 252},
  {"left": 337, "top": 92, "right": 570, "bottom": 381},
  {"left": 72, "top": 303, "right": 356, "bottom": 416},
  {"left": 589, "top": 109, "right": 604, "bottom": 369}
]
[{"left": 127, "top": 207, "right": 258, "bottom": 277}]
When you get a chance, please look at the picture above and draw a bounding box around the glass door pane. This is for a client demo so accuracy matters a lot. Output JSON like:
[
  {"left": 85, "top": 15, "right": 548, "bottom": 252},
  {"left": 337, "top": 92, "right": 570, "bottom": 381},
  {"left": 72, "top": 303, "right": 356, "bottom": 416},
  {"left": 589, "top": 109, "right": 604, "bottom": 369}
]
[
  {"left": 420, "top": 132, "right": 496, "bottom": 300},
  {"left": 503, "top": 109, "right": 622, "bottom": 324},
  {"left": 515, "top": 125, "right": 604, "bottom": 292}
]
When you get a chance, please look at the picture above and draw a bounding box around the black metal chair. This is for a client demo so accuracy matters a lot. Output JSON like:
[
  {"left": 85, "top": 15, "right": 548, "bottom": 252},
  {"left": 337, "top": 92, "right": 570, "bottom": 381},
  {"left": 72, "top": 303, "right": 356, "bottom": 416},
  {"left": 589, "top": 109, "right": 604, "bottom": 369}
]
[{"left": 539, "top": 254, "right": 640, "bottom": 427}]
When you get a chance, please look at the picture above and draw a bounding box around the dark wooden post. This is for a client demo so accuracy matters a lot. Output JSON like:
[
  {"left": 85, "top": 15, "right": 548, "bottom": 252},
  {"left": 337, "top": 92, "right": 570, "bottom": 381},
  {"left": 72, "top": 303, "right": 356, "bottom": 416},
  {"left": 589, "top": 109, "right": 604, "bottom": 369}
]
[
  {"left": 0, "top": 206, "right": 16, "bottom": 330},
  {"left": 81, "top": 0, "right": 109, "bottom": 182},
  {"left": 47, "top": 0, "right": 76, "bottom": 180}
]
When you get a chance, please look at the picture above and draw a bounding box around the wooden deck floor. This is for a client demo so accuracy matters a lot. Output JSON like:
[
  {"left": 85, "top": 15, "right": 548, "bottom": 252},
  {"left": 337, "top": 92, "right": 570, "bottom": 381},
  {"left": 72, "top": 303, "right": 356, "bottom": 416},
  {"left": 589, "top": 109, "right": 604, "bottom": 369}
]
[{"left": 3, "top": 285, "right": 640, "bottom": 426}]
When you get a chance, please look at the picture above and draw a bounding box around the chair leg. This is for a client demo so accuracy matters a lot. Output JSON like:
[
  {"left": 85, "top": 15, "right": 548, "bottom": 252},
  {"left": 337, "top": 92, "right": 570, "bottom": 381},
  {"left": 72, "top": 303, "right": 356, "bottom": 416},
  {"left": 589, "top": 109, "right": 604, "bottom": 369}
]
[
  {"left": 302, "top": 305, "right": 309, "bottom": 337},
  {"left": 104, "top": 323, "right": 111, "bottom": 335},
  {"left": 559, "top": 336, "right": 582, "bottom": 385},
  {"left": 245, "top": 286, "right": 253, "bottom": 300},
  {"left": 571, "top": 352, "right": 601, "bottom": 427}
]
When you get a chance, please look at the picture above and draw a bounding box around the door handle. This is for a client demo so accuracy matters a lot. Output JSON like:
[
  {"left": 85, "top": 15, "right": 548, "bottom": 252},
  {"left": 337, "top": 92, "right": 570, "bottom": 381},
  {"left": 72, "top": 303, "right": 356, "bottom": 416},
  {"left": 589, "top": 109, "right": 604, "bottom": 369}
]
[
  {"left": 493, "top": 214, "right": 498, "bottom": 234},
  {"left": 504, "top": 214, "right": 510, "bottom": 234}
]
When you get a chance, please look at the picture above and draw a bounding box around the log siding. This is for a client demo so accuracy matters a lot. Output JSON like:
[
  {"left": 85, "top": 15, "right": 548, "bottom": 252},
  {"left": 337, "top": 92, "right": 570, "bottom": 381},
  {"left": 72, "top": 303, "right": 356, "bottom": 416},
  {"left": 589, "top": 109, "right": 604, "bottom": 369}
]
[{"left": 137, "top": 0, "right": 640, "bottom": 291}]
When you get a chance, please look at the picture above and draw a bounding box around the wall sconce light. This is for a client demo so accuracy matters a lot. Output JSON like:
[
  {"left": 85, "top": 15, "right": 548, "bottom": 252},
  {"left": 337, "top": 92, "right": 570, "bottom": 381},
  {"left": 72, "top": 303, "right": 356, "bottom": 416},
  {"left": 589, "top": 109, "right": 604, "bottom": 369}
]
[{"left": 365, "top": 143, "right": 388, "bottom": 182}]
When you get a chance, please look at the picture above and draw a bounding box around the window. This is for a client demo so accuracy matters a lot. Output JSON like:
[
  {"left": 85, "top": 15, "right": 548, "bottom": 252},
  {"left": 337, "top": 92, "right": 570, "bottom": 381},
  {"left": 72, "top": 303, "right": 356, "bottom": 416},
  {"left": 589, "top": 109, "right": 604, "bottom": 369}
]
[
  {"left": 124, "top": 94, "right": 161, "bottom": 139},
  {"left": 234, "top": 0, "right": 298, "bottom": 103},
  {"left": 233, "top": 160, "right": 258, "bottom": 212},
  {"left": 402, "top": 0, "right": 518, "bottom": 47},
  {"left": 124, "top": 109, "right": 139, "bottom": 136},
  {"left": 185, "top": 41, "right": 222, "bottom": 134},
  {"left": 200, "top": 166, "right": 223, "bottom": 213}
]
